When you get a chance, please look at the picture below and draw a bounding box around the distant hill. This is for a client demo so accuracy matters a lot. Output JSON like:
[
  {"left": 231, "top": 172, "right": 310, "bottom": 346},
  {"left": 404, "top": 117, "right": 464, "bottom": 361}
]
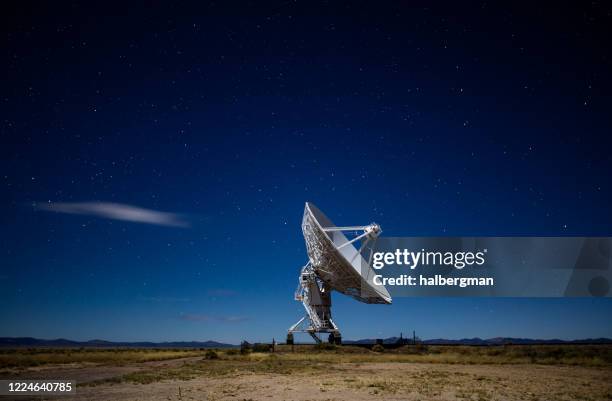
[
  {"left": 0, "top": 337, "right": 236, "bottom": 348},
  {"left": 343, "top": 337, "right": 612, "bottom": 345},
  {"left": 2, "top": 336, "right": 611, "bottom": 348}
]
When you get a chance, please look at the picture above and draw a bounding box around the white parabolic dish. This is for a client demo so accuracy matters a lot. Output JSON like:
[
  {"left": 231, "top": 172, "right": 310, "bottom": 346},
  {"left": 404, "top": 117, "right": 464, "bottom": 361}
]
[{"left": 302, "top": 202, "right": 392, "bottom": 304}]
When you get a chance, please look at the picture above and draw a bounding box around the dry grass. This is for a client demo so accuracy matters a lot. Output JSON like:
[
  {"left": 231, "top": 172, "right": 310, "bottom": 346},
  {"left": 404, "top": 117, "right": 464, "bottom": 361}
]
[
  {"left": 0, "top": 345, "right": 612, "bottom": 373},
  {"left": 274, "top": 344, "right": 612, "bottom": 366},
  {"left": 83, "top": 353, "right": 328, "bottom": 386},
  {"left": 0, "top": 348, "right": 208, "bottom": 369},
  {"left": 72, "top": 344, "right": 612, "bottom": 387}
]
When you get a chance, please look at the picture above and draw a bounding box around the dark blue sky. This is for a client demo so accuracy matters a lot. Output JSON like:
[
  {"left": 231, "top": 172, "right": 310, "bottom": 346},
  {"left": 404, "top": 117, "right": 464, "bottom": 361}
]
[{"left": 1, "top": 2, "right": 611, "bottom": 343}]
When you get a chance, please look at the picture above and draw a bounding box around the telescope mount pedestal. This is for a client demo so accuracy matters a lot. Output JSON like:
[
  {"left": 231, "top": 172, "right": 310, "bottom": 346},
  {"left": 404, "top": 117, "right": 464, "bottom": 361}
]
[{"left": 287, "top": 263, "right": 341, "bottom": 345}]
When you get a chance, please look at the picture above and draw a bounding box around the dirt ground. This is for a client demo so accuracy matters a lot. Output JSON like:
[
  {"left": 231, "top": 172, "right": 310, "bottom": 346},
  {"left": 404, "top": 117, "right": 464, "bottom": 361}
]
[
  {"left": 0, "top": 356, "right": 205, "bottom": 384},
  {"left": 3, "top": 357, "right": 611, "bottom": 401}
]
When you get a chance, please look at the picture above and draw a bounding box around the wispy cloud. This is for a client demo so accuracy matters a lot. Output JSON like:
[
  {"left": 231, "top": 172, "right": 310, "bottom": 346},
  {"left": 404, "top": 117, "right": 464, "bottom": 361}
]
[
  {"left": 179, "top": 314, "right": 249, "bottom": 323},
  {"left": 35, "top": 201, "right": 189, "bottom": 228}
]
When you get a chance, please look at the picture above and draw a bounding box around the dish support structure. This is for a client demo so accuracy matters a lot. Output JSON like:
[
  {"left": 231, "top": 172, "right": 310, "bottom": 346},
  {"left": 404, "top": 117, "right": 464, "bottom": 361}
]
[{"left": 287, "top": 223, "right": 381, "bottom": 345}]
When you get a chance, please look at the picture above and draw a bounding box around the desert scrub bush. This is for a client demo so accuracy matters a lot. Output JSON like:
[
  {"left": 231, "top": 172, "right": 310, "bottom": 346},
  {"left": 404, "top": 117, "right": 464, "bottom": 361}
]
[
  {"left": 204, "top": 350, "right": 219, "bottom": 360},
  {"left": 372, "top": 344, "right": 385, "bottom": 353},
  {"left": 225, "top": 348, "right": 239, "bottom": 355}
]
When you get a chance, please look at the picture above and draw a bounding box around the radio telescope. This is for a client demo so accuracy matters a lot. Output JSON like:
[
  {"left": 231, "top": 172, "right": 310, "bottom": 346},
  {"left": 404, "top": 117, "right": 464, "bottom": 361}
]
[{"left": 287, "top": 203, "right": 391, "bottom": 345}]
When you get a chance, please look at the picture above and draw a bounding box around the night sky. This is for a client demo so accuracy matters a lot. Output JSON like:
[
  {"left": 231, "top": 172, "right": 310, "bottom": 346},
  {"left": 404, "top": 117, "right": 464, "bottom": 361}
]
[{"left": 2, "top": 3, "right": 612, "bottom": 343}]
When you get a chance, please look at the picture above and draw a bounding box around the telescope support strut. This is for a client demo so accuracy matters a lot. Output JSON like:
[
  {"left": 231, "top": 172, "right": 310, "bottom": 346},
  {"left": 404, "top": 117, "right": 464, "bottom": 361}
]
[{"left": 287, "top": 263, "right": 341, "bottom": 344}]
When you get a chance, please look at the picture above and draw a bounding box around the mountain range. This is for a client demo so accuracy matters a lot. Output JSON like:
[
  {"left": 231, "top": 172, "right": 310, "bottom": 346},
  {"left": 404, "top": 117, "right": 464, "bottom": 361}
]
[
  {"left": 1, "top": 336, "right": 611, "bottom": 347},
  {"left": 0, "top": 337, "right": 235, "bottom": 348},
  {"left": 343, "top": 337, "right": 612, "bottom": 345}
]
